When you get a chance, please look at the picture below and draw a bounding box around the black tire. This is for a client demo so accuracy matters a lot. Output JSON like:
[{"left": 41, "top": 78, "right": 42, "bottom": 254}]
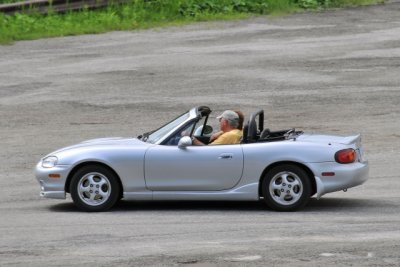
[
  {"left": 261, "top": 164, "right": 311, "bottom": 211},
  {"left": 70, "top": 165, "right": 120, "bottom": 212}
]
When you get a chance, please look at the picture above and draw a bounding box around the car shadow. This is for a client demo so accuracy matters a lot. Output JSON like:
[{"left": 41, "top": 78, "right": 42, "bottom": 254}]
[
  {"left": 49, "top": 202, "right": 80, "bottom": 212},
  {"left": 304, "top": 197, "right": 400, "bottom": 213},
  {"left": 114, "top": 200, "right": 267, "bottom": 212},
  {"left": 48, "top": 197, "right": 395, "bottom": 213},
  {"left": 48, "top": 201, "right": 266, "bottom": 213}
]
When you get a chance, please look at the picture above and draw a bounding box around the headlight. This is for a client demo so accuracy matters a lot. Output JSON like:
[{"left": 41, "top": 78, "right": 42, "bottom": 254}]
[{"left": 42, "top": 156, "right": 58, "bottom": 168}]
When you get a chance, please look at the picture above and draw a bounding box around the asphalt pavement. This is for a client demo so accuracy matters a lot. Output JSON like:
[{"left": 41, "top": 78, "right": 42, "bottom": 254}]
[{"left": 0, "top": 2, "right": 399, "bottom": 266}]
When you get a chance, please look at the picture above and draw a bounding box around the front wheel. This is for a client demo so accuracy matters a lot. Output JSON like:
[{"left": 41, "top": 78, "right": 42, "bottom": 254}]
[
  {"left": 262, "top": 164, "right": 311, "bottom": 211},
  {"left": 70, "top": 165, "right": 120, "bottom": 212}
]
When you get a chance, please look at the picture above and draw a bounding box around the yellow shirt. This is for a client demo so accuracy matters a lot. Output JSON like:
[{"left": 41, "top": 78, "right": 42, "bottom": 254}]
[{"left": 210, "top": 129, "right": 242, "bottom": 145}]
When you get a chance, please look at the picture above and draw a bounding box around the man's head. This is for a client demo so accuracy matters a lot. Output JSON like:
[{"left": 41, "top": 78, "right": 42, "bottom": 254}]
[{"left": 217, "top": 110, "right": 239, "bottom": 131}]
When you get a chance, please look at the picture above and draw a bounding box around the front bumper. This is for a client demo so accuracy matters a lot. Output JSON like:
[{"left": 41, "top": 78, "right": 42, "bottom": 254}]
[
  {"left": 35, "top": 162, "right": 71, "bottom": 199},
  {"left": 308, "top": 160, "right": 369, "bottom": 199}
]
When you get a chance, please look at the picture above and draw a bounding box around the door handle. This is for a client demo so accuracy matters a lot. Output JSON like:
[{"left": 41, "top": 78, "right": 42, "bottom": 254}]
[{"left": 218, "top": 153, "right": 233, "bottom": 159}]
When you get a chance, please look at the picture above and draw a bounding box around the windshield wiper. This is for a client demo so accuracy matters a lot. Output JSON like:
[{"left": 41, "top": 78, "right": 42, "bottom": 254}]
[{"left": 138, "top": 131, "right": 153, "bottom": 142}]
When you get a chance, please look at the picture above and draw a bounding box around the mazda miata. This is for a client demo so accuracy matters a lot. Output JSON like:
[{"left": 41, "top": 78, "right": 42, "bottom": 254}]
[{"left": 35, "top": 106, "right": 369, "bottom": 211}]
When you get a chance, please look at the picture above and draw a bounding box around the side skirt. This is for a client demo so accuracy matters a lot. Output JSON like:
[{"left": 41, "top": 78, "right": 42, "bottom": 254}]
[{"left": 123, "top": 183, "right": 259, "bottom": 201}]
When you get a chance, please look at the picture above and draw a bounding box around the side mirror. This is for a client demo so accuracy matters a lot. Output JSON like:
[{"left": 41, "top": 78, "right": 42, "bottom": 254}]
[{"left": 178, "top": 136, "right": 192, "bottom": 148}]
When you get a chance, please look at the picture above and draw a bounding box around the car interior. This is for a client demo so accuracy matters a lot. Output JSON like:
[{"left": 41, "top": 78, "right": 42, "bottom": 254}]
[
  {"left": 241, "top": 109, "right": 302, "bottom": 143},
  {"left": 162, "top": 106, "right": 302, "bottom": 146}
]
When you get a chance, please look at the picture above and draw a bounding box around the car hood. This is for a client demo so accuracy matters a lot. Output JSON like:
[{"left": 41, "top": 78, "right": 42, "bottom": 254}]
[
  {"left": 47, "top": 137, "right": 148, "bottom": 157},
  {"left": 296, "top": 133, "right": 361, "bottom": 145},
  {"left": 80, "top": 137, "right": 142, "bottom": 145}
]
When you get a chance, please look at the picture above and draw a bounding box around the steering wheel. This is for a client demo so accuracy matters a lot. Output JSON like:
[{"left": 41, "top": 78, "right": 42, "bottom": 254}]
[{"left": 284, "top": 128, "right": 295, "bottom": 138}]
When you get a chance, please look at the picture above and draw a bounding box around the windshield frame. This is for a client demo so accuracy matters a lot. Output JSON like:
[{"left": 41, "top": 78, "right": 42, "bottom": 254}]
[{"left": 142, "top": 108, "right": 198, "bottom": 144}]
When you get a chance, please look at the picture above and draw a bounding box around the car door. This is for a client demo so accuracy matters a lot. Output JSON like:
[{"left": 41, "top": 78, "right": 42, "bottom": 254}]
[{"left": 144, "top": 144, "right": 244, "bottom": 191}]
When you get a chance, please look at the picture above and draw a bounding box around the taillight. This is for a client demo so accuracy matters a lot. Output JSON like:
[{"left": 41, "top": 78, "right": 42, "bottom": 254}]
[{"left": 335, "top": 149, "right": 356, "bottom": 164}]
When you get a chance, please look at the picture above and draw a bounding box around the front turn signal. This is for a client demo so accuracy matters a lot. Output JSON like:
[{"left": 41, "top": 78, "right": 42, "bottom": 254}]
[{"left": 335, "top": 149, "right": 356, "bottom": 164}]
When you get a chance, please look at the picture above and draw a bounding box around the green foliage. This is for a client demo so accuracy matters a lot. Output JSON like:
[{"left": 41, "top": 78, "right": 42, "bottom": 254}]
[
  {"left": 0, "top": 0, "right": 385, "bottom": 44},
  {"left": 0, "top": 0, "right": 20, "bottom": 3},
  {"left": 296, "top": 0, "right": 319, "bottom": 9},
  {"left": 178, "top": 0, "right": 271, "bottom": 16}
]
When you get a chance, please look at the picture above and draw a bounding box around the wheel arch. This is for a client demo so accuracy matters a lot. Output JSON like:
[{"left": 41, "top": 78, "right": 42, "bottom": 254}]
[
  {"left": 65, "top": 161, "right": 123, "bottom": 198},
  {"left": 258, "top": 161, "right": 317, "bottom": 198}
]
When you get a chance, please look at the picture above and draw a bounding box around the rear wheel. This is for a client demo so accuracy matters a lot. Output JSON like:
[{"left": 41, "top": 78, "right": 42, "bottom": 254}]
[
  {"left": 262, "top": 164, "right": 311, "bottom": 211},
  {"left": 70, "top": 165, "right": 120, "bottom": 212}
]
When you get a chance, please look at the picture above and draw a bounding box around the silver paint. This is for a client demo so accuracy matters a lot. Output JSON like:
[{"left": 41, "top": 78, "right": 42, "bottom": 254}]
[{"left": 35, "top": 107, "right": 369, "bottom": 206}]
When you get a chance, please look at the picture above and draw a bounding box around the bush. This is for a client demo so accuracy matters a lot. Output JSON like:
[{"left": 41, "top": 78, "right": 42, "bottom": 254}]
[{"left": 0, "top": 0, "right": 385, "bottom": 44}]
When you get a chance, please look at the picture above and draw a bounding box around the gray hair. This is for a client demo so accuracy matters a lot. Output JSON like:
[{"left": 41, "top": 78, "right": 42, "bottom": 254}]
[
  {"left": 227, "top": 118, "right": 239, "bottom": 128},
  {"left": 217, "top": 110, "right": 240, "bottom": 129}
]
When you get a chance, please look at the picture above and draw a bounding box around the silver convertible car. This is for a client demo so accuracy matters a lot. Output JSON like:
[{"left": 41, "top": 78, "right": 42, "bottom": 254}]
[{"left": 35, "top": 106, "right": 369, "bottom": 212}]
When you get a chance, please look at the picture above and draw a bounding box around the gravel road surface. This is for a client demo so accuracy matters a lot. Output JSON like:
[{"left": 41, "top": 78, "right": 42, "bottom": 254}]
[{"left": 1, "top": 2, "right": 400, "bottom": 266}]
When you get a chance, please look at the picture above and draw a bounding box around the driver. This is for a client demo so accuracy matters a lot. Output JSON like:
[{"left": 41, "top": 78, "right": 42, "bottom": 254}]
[
  {"left": 192, "top": 110, "right": 242, "bottom": 145},
  {"left": 208, "top": 110, "right": 244, "bottom": 143}
]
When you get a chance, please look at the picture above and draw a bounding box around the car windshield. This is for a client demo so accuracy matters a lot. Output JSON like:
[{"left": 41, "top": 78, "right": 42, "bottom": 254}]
[{"left": 143, "top": 112, "right": 190, "bottom": 144}]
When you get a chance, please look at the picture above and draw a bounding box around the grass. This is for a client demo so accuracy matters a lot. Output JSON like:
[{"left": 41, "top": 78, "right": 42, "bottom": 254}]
[
  {"left": 0, "top": 0, "right": 21, "bottom": 3},
  {"left": 0, "top": 0, "right": 386, "bottom": 44}
]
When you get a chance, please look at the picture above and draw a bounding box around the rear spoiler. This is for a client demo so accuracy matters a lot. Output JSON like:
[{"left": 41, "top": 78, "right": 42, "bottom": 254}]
[{"left": 339, "top": 134, "right": 361, "bottom": 145}]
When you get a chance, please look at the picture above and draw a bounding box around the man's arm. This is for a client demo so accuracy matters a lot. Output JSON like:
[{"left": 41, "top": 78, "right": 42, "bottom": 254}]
[
  {"left": 192, "top": 137, "right": 205, "bottom": 146},
  {"left": 210, "top": 133, "right": 229, "bottom": 145},
  {"left": 209, "top": 131, "right": 223, "bottom": 142}
]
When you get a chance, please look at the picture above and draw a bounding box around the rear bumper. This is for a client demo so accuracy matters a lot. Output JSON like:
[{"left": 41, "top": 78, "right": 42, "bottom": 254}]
[{"left": 309, "top": 160, "right": 369, "bottom": 199}]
